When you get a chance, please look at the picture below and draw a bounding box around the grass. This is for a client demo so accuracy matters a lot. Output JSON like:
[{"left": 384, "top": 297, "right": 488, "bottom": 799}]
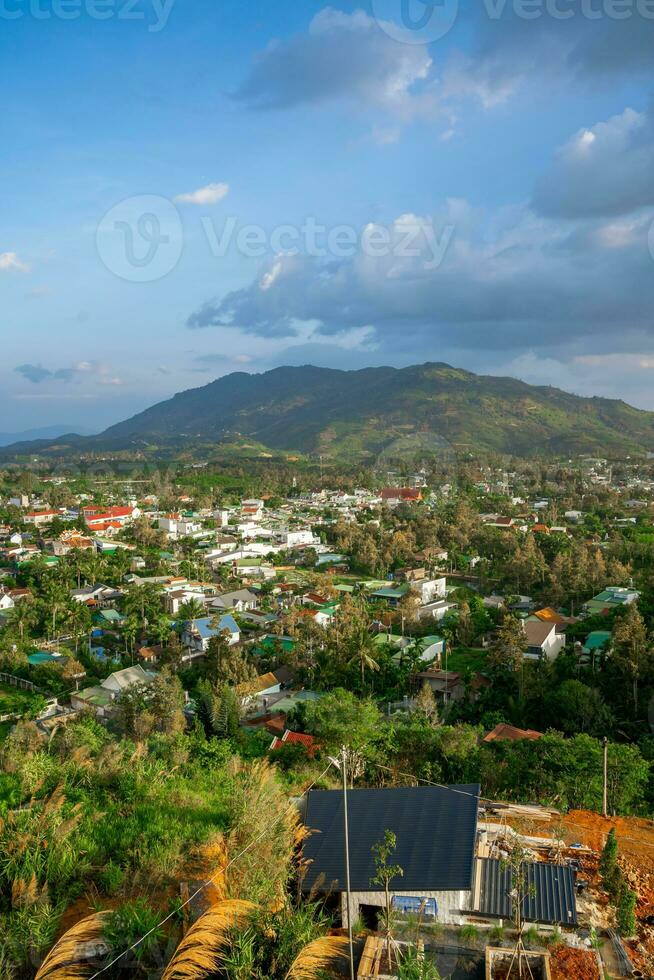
[
  {"left": 0, "top": 683, "right": 40, "bottom": 715},
  {"left": 443, "top": 646, "right": 488, "bottom": 674}
]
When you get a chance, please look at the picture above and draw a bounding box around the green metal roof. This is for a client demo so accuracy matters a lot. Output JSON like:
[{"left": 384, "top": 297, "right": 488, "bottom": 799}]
[{"left": 583, "top": 631, "right": 612, "bottom": 652}]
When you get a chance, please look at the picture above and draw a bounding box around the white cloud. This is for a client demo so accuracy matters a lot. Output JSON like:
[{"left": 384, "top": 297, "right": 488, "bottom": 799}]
[
  {"left": 0, "top": 252, "right": 30, "bottom": 273},
  {"left": 175, "top": 182, "right": 230, "bottom": 206}
]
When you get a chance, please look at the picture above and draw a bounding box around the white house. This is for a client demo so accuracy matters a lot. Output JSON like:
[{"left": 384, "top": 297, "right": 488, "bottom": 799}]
[
  {"left": 277, "top": 529, "right": 319, "bottom": 548},
  {"left": 419, "top": 598, "right": 458, "bottom": 622},
  {"left": 523, "top": 620, "right": 566, "bottom": 661},
  {"left": 412, "top": 577, "right": 447, "bottom": 605}
]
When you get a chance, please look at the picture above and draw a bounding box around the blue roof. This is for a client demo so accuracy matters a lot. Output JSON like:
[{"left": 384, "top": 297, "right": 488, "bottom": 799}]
[{"left": 190, "top": 614, "right": 239, "bottom": 639}]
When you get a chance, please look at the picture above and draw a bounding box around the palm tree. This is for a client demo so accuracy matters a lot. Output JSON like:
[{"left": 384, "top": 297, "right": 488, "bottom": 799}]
[
  {"left": 347, "top": 624, "right": 380, "bottom": 690},
  {"left": 66, "top": 601, "right": 92, "bottom": 653},
  {"left": 7, "top": 598, "right": 36, "bottom": 643},
  {"left": 41, "top": 577, "right": 70, "bottom": 640},
  {"left": 152, "top": 615, "right": 173, "bottom": 648},
  {"left": 178, "top": 598, "right": 205, "bottom": 623}
]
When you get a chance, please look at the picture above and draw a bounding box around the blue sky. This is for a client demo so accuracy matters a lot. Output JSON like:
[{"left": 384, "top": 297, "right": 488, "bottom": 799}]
[{"left": 2, "top": 0, "right": 654, "bottom": 431}]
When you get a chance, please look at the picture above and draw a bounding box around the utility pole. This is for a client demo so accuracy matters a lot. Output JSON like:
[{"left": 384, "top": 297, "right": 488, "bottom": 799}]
[
  {"left": 341, "top": 747, "right": 355, "bottom": 980},
  {"left": 603, "top": 736, "right": 608, "bottom": 818}
]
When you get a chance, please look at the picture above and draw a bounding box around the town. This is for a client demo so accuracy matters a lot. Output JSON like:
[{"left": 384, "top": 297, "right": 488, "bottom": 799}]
[{"left": 1, "top": 453, "right": 654, "bottom": 978}]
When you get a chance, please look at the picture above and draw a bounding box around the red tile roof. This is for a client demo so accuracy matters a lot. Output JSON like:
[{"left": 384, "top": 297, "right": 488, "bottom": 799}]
[
  {"left": 381, "top": 488, "right": 422, "bottom": 501},
  {"left": 270, "top": 730, "right": 319, "bottom": 756},
  {"left": 483, "top": 723, "right": 543, "bottom": 743}
]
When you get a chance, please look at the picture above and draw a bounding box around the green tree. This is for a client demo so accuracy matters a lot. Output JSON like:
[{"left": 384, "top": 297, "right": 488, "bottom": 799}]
[
  {"left": 149, "top": 668, "right": 186, "bottom": 734},
  {"left": 612, "top": 604, "right": 649, "bottom": 716},
  {"left": 616, "top": 886, "right": 637, "bottom": 938},
  {"left": 206, "top": 634, "right": 256, "bottom": 688},
  {"left": 487, "top": 614, "right": 525, "bottom": 672},
  {"left": 371, "top": 829, "right": 404, "bottom": 969},
  {"left": 599, "top": 827, "right": 618, "bottom": 880},
  {"left": 300, "top": 688, "right": 381, "bottom": 756}
]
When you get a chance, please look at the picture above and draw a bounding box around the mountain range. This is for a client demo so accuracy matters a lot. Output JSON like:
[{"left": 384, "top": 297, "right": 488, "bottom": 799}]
[
  {"left": 0, "top": 424, "right": 96, "bottom": 448},
  {"left": 4, "top": 363, "right": 654, "bottom": 458}
]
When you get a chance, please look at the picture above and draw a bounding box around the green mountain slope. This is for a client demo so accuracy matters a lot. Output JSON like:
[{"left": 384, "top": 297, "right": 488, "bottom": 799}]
[{"left": 6, "top": 363, "right": 654, "bottom": 458}]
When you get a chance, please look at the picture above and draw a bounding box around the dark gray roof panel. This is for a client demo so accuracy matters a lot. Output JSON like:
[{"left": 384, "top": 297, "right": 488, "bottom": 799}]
[
  {"left": 301, "top": 785, "right": 480, "bottom": 893},
  {"left": 473, "top": 858, "right": 577, "bottom": 926}
]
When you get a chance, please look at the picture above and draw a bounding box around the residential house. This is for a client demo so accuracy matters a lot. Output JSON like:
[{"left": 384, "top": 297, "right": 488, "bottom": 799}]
[
  {"left": 584, "top": 586, "right": 640, "bottom": 617},
  {"left": 71, "top": 584, "right": 122, "bottom": 606},
  {"left": 82, "top": 505, "right": 140, "bottom": 527},
  {"left": 411, "top": 577, "right": 447, "bottom": 605},
  {"left": 380, "top": 487, "right": 423, "bottom": 506},
  {"left": 418, "top": 597, "right": 458, "bottom": 622},
  {"left": 0, "top": 590, "right": 14, "bottom": 611},
  {"left": 23, "top": 509, "right": 64, "bottom": 527},
  {"left": 300, "top": 785, "right": 480, "bottom": 927},
  {"left": 241, "top": 498, "right": 264, "bottom": 520},
  {"left": 414, "top": 668, "right": 466, "bottom": 704},
  {"left": 70, "top": 665, "right": 156, "bottom": 719},
  {"left": 209, "top": 588, "right": 259, "bottom": 613},
  {"left": 181, "top": 614, "right": 240, "bottom": 658},
  {"left": 270, "top": 729, "right": 319, "bottom": 756},
  {"left": 239, "top": 665, "right": 294, "bottom": 708},
  {"left": 523, "top": 620, "right": 566, "bottom": 661}
]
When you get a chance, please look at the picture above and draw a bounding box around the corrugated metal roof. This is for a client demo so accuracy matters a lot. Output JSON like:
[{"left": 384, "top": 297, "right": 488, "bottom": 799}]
[
  {"left": 301, "top": 785, "right": 479, "bottom": 894},
  {"left": 473, "top": 858, "right": 577, "bottom": 926}
]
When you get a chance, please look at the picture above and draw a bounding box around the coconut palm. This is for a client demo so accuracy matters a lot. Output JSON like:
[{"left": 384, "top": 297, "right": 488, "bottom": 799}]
[
  {"left": 346, "top": 624, "right": 380, "bottom": 690},
  {"left": 6, "top": 598, "right": 36, "bottom": 643}
]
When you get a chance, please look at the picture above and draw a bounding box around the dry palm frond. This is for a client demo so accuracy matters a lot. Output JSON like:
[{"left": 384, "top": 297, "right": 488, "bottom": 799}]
[
  {"left": 34, "top": 912, "right": 110, "bottom": 980},
  {"left": 162, "top": 899, "right": 257, "bottom": 980},
  {"left": 285, "top": 936, "right": 350, "bottom": 980}
]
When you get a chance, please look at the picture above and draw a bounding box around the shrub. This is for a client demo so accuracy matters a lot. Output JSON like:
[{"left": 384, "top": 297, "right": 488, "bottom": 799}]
[
  {"left": 616, "top": 887, "right": 637, "bottom": 938},
  {"left": 104, "top": 899, "right": 165, "bottom": 962},
  {"left": 458, "top": 924, "right": 479, "bottom": 945}
]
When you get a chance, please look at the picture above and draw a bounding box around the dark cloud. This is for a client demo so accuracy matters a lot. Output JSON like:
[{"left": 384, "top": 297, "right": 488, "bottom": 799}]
[
  {"left": 231, "top": 8, "right": 431, "bottom": 112},
  {"left": 444, "top": 3, "right": 654, "bottom": 108},
  {"left": 186, "top": 203, "right": 654, "bottom": 358},
  {"left": 15, "top": 364, "right": 52, "bottom": 384},
  {"left": 533, "top": 105, "right": 654, "bottom": 218},
  {"left": 14, "top": 361, "right": 120, "bottom": 385}
]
